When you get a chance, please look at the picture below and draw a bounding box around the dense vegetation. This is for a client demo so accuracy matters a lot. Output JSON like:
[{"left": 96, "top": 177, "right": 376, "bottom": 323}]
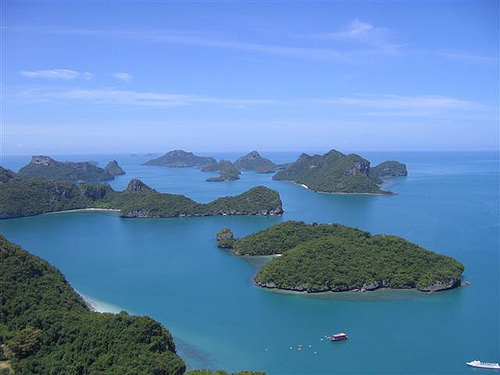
[
  {"left": 224, "top": 221, "right": 464, "bottom": 293},
  {"left": 18, "top": 156, "right": 114, "bottom": 182},
  {"left": 272, "top": 150, "right": 407, "bottom": 194},
  {"left": 0, "top": 235, "right": 186, "bottom": 374},
  {"left": 216, "top": 228, "right": 236, "bottom": 248},
  {"left": 0, "top": 167, "right": 16, "bottom": 184},
  {"left": 231, "top": 221, "right": 369, "bottom": 255},
  {"left": 0, "top": 177, "right": 283, "bottom": 219},
  {"left": 370, "top": 161, "right": 408, "bottom": 179},
  {"left": 233, "top": 151, "right": 277, "bottom": 173},
  {"left": 204, "top": 160, "right": 240, "bottom": 181},
  {"left": 104, "top": 160, "right": 126, "bottom": 175},
  {"left": 144, "top": 150, "right": 216, "bottom": 167}
]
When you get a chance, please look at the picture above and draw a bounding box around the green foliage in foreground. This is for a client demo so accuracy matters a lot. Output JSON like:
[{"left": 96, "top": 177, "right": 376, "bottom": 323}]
[
  {"left": 273, "top": 149, "right": 407, "bottom": 194},
  {"left": 0, "top": 177, "right": 283, "bottom": 219},
  {"left": 246, "top": 222, "right": 464, "bottom": 292},
  {"left": 0, "top": 235, "right": 186, "bottom": 374}
]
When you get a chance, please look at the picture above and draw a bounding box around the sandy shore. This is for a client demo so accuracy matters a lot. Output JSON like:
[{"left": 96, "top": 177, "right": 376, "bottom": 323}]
[{"left": 44, "top": 208, "right": 121, "bottom": 215}]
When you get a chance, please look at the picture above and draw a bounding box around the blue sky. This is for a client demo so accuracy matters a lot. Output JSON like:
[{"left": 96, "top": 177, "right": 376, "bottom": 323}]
[{"left": 2, "top": 1, "right": 499, "bottom": 155}]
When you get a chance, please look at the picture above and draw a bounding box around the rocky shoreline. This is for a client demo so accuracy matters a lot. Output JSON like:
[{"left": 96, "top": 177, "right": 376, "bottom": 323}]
[{"left": 255, "top": 277, "right": 462, "bottom": 293}]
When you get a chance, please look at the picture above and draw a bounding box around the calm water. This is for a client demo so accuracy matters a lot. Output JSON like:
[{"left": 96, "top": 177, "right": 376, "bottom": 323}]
[{"left": 1, "top": 151, "right": 499, "bottom": 374}]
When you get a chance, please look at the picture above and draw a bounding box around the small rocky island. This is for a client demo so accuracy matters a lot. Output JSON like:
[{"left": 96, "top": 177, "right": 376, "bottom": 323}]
[
  {"left": 18, "top": 155, "right": 119, "bottom": 182},
  {"left": 216, "top": 221, "right": 464, "bottom": 293},
  {"left": 273, "top": 149, "right": 407, "bottom": 194},
  {"left": 104, "top": 160, "right": 126, "bottom": 175},
  {"left": 0, "top": 169, "right": 283, "bottom": 218},
  {"left": 144, "top": 150, "right": 216, "bottom": 167}
]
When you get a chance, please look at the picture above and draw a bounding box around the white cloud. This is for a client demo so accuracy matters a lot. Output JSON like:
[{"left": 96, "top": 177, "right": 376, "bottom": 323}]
[
  {"left": 17, "top": 88, "right": 277, "bottom": 107},
  {"left": 305, "top": 20, "right": 401, "bottom": 52},
  {"left": 14, "top": 88, "right": 490, "bottom": 119},
  {"left": 303, "top": 94, "right": 489, "bottom": 118},
  {"left": 113, "top": 72, "right": 133, "bottom": 83},
  {"left": 20, "top": 69, "right": 94, "bottom": 80}
]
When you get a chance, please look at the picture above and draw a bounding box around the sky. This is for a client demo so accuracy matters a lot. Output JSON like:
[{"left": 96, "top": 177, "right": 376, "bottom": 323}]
[{"left": 1, "top": 1, "right": 499, "bottom": 155}]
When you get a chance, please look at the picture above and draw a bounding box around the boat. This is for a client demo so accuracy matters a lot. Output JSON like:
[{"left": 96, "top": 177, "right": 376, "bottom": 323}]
[
  {"left": 466, "top": 360, "right": 500, "bottom": 370},
  {"left": 330, "top": 333, "right": 348, "bottom": 341}
]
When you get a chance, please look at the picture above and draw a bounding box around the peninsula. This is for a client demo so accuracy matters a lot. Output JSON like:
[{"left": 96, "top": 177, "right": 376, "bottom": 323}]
[
  {"left": 217, "top": 221, "right": 464, "bottom": 293},
  {"left": 18, "top": 156, "right": 119, "bottom": 183},
  {"left": 272, "top": 149, "right": 407, "bottom": 194},
  {"left": 144, "top": 150, "right": 216, "bottom": 167},
  {"left": 0, "top": 173, "right": 283, "bottom": 219},
  {"left": 0, "top": 235, "right": 265, "bottom": 375}
]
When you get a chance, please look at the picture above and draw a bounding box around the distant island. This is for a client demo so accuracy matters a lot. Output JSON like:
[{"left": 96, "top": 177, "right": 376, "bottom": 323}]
[
  {"left": 273, "top": 149, "right": 407, "bottom": 194},
  {"left": 144, "top": 150, "right": 216, "bottom": 167},
  {"left": 0, "top": 171, "right": 283, "bottom": 219},
  {"left": 0, "top": 235, "right": 265, "bottom": 375},
  {"left": 234, "top": 151, "right": 278, "bottom": 173},
  {"left": 17, "top": 155, "right": 125, "bottom": 183},
  {"left": 104, "top": 160, "right": 126, "bottom": 176},
  {"left": 202, "top": 160, "right": 241, "bottom": 182},
  {"left": 217, "top": 221, "right": 464, "bottom": 293}
]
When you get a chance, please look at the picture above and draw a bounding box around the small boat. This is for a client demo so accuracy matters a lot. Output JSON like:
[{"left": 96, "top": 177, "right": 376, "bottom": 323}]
[
  {"left": 330, "top": 333, "right": 348, "bottom": 341},
  {"left": 466, "top": 360, "right": 500, "bottom": 370}
]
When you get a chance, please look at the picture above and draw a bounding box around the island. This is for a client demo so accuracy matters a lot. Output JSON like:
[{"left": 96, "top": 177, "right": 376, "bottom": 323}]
[
  {"left": 144, "top": 150, "right": 216, "bottom": 167},
  {"left": 0, "top": 174, "right": 283, "bottom": 219},
  {"left": 0, "top": 235, "right": 265, "bottom": 375},
  {"left": 233, "top": 151, "right": 277, "bottom": 173},
  {"left": 216, "top": 221, "right": 464, "bottom": 293},
  {"left": 104, "top": 160, "right": 126, "bottom": 175},
  {"left": 17, "top": 156, "right": 116, "bottom": 183},
  {"left": 0, "top": 166, "right": 16, "bottom": 184},
  {"left": 203, "top": 160, "right": 241, "bottom": 182},
  {"left": 272, "top": 149, "right": 407, "bottom": 194}
]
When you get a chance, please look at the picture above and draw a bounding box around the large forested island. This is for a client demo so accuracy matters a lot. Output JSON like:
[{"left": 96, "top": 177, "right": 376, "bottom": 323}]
[
  {"left": 0, "top": 235, "right": 264, "bottom": 375},
  {"left": 0, "top": 171, "right": 283, "bottom": 219},
  {"left": 17, "top": 156, "right": 123, "bottom": 183},
  {"left": 273, "top": 150, "right": 407, "bottom": 194},
  {"left": 144, "top": 150, "right": 216, "bottom": 167},
  {"left": 217, "top": 221, "right": 464, "bottom": 293}
]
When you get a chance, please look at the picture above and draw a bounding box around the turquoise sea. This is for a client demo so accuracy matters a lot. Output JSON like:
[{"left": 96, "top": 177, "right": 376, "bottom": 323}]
[{"left": 1, "top": 151, "right": 498, "bottom": 374}]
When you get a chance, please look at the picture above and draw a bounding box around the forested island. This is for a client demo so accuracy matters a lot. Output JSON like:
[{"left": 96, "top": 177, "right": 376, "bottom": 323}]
[
  {"left": 0, "top": 235, "right": 265, "bottom": 375},
  {"left": 202, "top": 160, "right": 241, "bottom": 181},
  {"left": 233, "top": 151, "right": 278, "bottom": 173},
  {"left": 144, "top": 150, "right": 216, "bottom": 167},
  {"left": 0, "top": 172, "right": 283, "bottom": 219},
  {"left": 17, "top": 156, "right": 125, "bottom": 183},
  {"left": 104, "top": 160, "right": 126, "bottom": 176},
  {"left": 273, "top": 150, "right": 407, "bottom": 194},
  {"left": 217, "top": 221, "right": 464, "bottom": 293}
]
